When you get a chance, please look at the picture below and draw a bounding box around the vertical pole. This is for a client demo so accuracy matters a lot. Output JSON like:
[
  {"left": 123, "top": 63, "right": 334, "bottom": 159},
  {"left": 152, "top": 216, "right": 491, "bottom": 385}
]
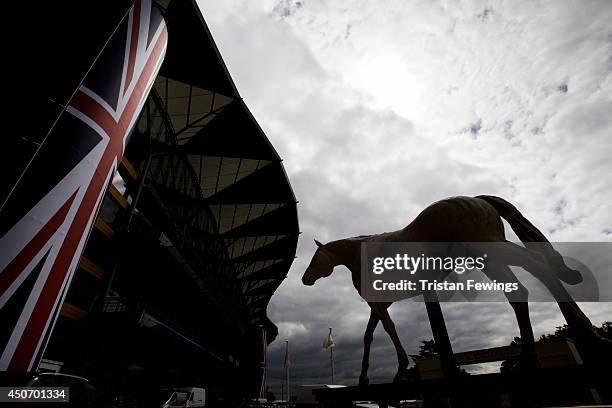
[
  {"left": 259, "top": 326, "right": 267, "bottom": 402},
  {"left": 424, "top": 292, "right": 456, "bottom": 378},
  {"left": 424, "top": 291, "right": 457, "bottom": 407},
  {"left": 329, "top": 328, "right": 335, "bottom": 384},
  {"left": 285, "top": 340, "right": 290, "bottom": 407}
]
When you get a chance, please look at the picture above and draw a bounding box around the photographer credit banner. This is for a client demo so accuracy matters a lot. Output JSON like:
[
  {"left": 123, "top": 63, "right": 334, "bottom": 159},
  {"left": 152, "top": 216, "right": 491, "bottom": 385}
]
[{"left": 361, "top": 242, "right": 612, "bottom": 303}]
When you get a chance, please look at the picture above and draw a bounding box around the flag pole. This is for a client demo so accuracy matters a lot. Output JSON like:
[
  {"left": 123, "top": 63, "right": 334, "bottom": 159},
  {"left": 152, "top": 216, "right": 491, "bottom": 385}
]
[
  {"left": 259, "top": 326, "right": 267, "bottom": 402},
  {"left": 285, "top": 340, "right": 290, "bottom": 407},
  {"left": 329, "top": 328, "right": 335, "bottom": 384}
]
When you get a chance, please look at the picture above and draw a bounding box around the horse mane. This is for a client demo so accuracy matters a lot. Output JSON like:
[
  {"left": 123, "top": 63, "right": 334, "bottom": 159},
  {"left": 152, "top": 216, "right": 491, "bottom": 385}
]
[
  {"left": 323, "top": 235, "right": 371, "bottom": 270},
  {"left": 346, "top": 234, "right": 374, "bottom": 241}
]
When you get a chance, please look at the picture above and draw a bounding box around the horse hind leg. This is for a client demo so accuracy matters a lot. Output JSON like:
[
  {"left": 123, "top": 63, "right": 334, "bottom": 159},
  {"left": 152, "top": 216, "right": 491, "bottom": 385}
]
[
  {"left": 359, "top": 307, "right": 380, "bottom": 386},
  {"left": 522, "top": 260, "right": 612, "bottom": 351},
  {"left": 488, "top": 242, "right": 611, "bottom": 350},
  {"left": 481, "top": 262, "right": 537, "bottom": 369}
]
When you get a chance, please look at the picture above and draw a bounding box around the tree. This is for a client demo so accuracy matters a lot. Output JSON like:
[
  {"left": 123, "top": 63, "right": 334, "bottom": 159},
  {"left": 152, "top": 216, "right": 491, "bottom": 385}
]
[
  {"left": 410, "top": 339, "right": 438, "bottom": 361},
  {"left": 409, "top": 339, "right": 468, "bottom": 377}
]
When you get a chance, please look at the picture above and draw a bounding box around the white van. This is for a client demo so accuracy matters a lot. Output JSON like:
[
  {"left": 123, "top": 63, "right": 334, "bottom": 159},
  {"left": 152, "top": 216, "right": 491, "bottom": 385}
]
[
  {"left": 295, "top": 384, "right": 346, "bottom": 407},
  {"left": 162, "top": 387, "right": 206, "bottom": 408}
]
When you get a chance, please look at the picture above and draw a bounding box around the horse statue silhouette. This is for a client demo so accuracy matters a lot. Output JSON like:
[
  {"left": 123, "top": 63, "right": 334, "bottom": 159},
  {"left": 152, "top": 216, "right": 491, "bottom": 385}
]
[{"left": 302, "top": 195, "right": 608, "bottom": 385}]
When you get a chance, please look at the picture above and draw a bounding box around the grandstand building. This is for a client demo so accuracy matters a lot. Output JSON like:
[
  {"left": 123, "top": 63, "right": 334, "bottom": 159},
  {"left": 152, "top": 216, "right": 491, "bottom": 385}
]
[{"left": 2, "top": 0, "right": 298, "bottom": 404}]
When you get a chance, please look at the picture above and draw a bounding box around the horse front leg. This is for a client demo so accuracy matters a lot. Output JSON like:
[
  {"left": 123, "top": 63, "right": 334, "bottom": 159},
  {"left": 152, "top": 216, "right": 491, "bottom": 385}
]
[
  {"left": 359, "top": 307, "right": 379, "bottom": 386},
  {"left": 371, "top": 303, "right": 409, "bottom": 382}
]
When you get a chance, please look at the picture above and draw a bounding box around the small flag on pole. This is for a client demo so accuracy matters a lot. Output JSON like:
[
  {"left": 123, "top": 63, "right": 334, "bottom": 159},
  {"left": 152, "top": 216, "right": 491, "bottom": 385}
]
[
  {"left": 323, "top": 329, "right": 335, "bottom": 349},
  {"left": 324, "top": 328, "right": 336, "bottom": 384}
]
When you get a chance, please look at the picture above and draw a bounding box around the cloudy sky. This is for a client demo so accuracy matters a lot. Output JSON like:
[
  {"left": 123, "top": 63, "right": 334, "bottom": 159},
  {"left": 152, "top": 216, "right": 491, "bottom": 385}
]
[{"left": 198, "top": 0, "right": 612, "bottom": 395}]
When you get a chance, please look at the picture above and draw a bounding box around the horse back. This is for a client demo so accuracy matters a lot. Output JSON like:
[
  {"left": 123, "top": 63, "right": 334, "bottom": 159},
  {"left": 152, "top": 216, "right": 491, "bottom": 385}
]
[{"left": 405, "top": 196, "right": 505, "bottom": 241}]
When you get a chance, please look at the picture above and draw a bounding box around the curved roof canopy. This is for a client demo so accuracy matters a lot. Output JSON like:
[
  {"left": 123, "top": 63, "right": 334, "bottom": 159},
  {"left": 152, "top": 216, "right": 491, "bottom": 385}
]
[{"left": 143, "top": 0, "right": 299, "bottom": 330}]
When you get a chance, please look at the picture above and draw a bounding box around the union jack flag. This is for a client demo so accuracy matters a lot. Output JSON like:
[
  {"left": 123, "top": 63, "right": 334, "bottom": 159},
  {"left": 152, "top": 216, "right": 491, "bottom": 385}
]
[{"left": 0, "top": 0, "right": 167, "bottom": 371}]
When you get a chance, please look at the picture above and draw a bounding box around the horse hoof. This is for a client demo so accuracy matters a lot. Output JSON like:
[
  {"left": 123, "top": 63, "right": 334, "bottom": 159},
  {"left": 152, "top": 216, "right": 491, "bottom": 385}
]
[
  {"left": 393, "top": 368, "right": 411, "bottom": 384},
  {"left": 576, "top": 334, "right": 612, "bottom": 365}
]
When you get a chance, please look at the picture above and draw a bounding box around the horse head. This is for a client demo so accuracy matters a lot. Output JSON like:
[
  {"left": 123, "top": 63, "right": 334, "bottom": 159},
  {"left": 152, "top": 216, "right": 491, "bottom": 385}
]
[{"left": 302, "top": 239, "right": 335, "bottom": 286}]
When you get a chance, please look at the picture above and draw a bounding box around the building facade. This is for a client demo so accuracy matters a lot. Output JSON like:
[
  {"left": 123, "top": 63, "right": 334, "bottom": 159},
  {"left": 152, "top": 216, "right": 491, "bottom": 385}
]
[{"left": 2, "top": 0, "right": 298, "bottom": 404}]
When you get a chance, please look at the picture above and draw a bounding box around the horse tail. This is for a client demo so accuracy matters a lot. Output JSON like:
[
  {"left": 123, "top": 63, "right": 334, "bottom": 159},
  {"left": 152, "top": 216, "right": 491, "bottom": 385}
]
[{"left": 476, "top": 195, "right": 582, "bottom": 284}]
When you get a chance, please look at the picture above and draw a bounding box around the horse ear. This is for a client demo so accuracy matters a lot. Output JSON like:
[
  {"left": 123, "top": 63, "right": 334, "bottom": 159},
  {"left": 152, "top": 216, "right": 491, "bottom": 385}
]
[{"left": 314, "top": 239, "right": 323, "bottom": 248}]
